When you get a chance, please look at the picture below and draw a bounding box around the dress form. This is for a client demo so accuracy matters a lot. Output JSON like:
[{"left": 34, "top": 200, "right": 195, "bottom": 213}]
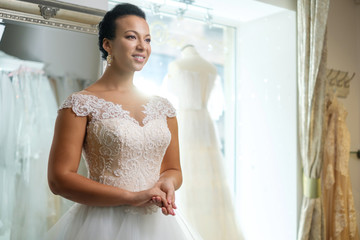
[
  {"left": 165, "top": 45, "right": 243, "bottom": 240},
  {"left": 168, "top": 45, "right": 217, "bottom": 75}
]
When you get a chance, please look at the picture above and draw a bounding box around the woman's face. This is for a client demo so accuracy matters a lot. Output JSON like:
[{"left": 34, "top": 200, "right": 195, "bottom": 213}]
[{"left": 106, "top": 15, "right": 151, "bottom": 72}]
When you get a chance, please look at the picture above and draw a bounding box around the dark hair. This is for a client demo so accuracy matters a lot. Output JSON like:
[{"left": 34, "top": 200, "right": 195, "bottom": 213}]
[{"left": 98, "top": 3, "right": 146, "bottom": 60}]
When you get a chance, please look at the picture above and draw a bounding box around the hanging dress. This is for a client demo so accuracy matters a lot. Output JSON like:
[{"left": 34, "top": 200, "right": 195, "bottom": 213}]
[
  {"left": 10, "top": 70, "right": 58, "bottom": 240},
  {"left": 322, "top": 95, "right": 360, "bottom": 240},
  {"left": 0, "top": 70, "right": 17, "bottom": 237},
  {"left": 0, "top": 50, "right": 58, "bottom": 239},
  {"left": 164, "top": 70, "right": 242, "bottom": 240}
]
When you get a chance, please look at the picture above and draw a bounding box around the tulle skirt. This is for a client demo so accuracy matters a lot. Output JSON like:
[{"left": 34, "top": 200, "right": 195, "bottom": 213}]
[{"left": 44, "top": 203, "right": 202, "bottom": 240}]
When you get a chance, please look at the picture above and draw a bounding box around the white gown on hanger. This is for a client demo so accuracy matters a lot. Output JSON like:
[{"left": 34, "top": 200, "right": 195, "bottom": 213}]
[
  {"left": 0, "top": 71, "right": 17, "bottom": 237},
  {"left": 45, "top": 92, "right": 202, "bottom": 240},
  {"left": 0, "top": 50, "right": 57, "bottom": 239},
  {"left": 10, "top": 71, "right": 58, "bottom": 240},
  {"left": 164, "top": 70, "right": 242, "bottom": 240}
]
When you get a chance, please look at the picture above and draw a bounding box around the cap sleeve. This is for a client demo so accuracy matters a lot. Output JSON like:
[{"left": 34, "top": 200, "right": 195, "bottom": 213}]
[
  {"left": 143, "top": 96, "right": 177, "bottom": 124},
  {"left": 161, "top": 97, "right": 176, "bottom": 118},
  {"left": 59, "top": 93, "right": 92, "bottom": 117},
  {"left": 153, "top": 96, "right": 176, "bottom": 118}
]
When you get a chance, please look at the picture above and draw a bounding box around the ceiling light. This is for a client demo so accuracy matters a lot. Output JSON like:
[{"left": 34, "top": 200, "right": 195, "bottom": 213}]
[
  {"left": 173, "top": 0, "right": 195, "bottom": 4},
  {"left": 151, "top": 4, "right": 161, "bottom": 15},
  {"left": 204, "top": 11, "right": 213, "bottom": 28},
  {"left": 176, "top": 8, "right": 187, "bottom": 20},
  {"left": 0, "top": 23, "right": 5, "bottom": 42}
]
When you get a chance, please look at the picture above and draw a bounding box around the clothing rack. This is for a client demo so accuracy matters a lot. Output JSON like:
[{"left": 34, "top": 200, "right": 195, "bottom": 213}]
[{"left": 0, "top": 50, "right": 44, "bottom": 72}]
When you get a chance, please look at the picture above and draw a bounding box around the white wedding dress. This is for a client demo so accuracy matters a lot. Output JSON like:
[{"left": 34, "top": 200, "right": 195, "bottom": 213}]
[
  {"left": 164, "top": 70, "right": 242, "bottom": 240},
  {"left": 44, "top": 92, "right": 201, "bottom": 240}
]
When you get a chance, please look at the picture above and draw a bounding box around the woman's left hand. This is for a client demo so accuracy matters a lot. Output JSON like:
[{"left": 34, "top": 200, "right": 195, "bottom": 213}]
[
  {"left": 154, "top": 116, "right": 182, "bottom": 216},
  {"left": 152, "top": 180, "right": 177, "bottom": 216}
]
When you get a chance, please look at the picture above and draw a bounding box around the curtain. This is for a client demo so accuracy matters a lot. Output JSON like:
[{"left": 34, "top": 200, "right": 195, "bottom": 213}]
[{"left": 297, "top": 0, "right": 330, "bottom": 239}]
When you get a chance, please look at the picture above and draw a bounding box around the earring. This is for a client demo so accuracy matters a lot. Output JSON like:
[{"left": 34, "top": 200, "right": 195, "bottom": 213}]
[{"left": 106, "top": 54, "right": 112, "bottom": 66}]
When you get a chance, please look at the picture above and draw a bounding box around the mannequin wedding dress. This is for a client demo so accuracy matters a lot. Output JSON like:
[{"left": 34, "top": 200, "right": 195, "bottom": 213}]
[{"left": 164, "top": 45, "right": 242, "bottom": 240}]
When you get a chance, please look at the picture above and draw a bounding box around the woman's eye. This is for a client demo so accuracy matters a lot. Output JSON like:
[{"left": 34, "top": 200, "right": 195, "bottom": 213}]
[
  {"left": 145, "top": 38, "right": 151, "bottom": 43},
  {"left": 126, "top": 35, "right": 136, "bottom": 39}
]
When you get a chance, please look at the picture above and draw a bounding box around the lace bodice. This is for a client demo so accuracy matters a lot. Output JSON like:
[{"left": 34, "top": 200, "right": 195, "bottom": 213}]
[{"left": 59, "top": 93, "right": 176, "bottom": 212}]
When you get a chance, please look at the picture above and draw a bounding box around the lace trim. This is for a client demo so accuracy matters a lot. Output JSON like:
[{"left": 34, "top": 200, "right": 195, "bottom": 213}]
[
  {"left": 123, "top": 205, "right": 159, "bottom": 215},
  {"left": 58, "top": 93, "right": 176, "bottom": 124},
  {"left": 70, "top": 202, "right": 159, "bottom": 215},
  {"left": 59, "top": 94, "right": 94, "bottom": 117}
]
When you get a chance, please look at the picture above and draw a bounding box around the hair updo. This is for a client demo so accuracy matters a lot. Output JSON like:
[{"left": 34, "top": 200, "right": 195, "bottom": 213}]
[{"left": 98, "top": 3, "right": 146, "bottom": 60}]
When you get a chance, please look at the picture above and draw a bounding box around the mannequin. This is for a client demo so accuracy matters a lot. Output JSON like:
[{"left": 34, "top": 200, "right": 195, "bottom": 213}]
[
  {"left": 165, "top": 45, "right": 242, "bottom": 240},
  {"left": 169, "top": 44, "right": 217, "bottom": 75}
]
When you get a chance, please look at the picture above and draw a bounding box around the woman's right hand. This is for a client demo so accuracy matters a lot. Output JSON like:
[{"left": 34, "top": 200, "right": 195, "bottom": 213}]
[{"left": 129, "top": 184, "right": 170, "bottom": 210}]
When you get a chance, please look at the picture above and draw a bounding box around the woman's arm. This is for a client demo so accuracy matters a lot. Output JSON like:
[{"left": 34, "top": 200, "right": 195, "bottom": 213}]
[
  {"left": 48, "top": 108, "right": 168, "bottom": 207},
  {"left": 156, "top": 116, "right": 183, "bottom": 215}
]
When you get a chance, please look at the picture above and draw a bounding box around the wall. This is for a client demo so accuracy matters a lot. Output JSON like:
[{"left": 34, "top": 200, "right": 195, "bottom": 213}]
[
  {"left": 327, "top": 0, "right": 360, "bottom": 231},
  {"left": 235, "top": 10, "right": 297, "bottom": 240},
  {"left": 0, "top": 21, "right": 100, "bottom": 81},
  {"left": 59, "top": 0, "right": 108, "bottom": 11},
  {"left": 257, "top": 0, "right": 296, "bottom": 11}
]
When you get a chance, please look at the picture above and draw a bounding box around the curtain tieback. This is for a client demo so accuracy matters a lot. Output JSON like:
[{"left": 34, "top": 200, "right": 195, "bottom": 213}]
[{"left": 303, "top": 174, "right": 321, "bottom": 198}]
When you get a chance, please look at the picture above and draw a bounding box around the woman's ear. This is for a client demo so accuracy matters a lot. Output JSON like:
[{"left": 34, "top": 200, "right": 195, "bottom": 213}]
[{"left": 103, "top": 38, "right": 112, "bottom": 55}]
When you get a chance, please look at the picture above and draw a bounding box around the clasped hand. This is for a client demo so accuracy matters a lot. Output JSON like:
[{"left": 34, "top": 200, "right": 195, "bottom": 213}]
[{"left": 132, "top": 180, "right": 177, "bottom": 216}]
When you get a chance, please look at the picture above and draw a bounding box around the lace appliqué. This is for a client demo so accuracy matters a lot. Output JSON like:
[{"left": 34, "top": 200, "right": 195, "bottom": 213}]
[
  {"left": 123, "top": 205, "right": 159, "bottom": 215},
  {"left": 59, "top": 94, "right": 94, "bottom": 117},
  {"left": 59, "top": 94, "right": 138, "bottom": 124},
  {"left": 348, "top": 188, "right": 358, "bottom": 238},
  {"left": 325, "top": 164, "right": 335, "bottom": 189},
  {"left": 322, "top": 96, "right": 359, "bottom": 239},
  {"left": 59, "top": 94, "right": 176, "bottom": 124},
  {"left": 58, "top": 93, "right": 176, "bottom": 215},
  {"left": 334, "top": 186, "right": 347, "bottom": 238},
  {"left": 143, "top": 96, "right": 176, "bottom": 124}
]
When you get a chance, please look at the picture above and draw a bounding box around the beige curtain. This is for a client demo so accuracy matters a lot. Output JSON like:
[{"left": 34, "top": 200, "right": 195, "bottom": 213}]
[{"left": 297, "top": 0, "right": 330, "bottom": 239}]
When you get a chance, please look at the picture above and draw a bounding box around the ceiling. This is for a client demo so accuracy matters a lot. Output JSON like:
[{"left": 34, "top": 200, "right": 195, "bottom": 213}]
[
  {"left": 196, "top": 0, "right": 288, "bottom": 22},
  {"left": 109, "top": 0, "right": 292, "bottom": 23}
]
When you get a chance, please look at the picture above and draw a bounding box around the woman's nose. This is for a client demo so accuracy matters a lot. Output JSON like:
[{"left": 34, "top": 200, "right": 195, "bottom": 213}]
[{"left": 136, "top": 40, "right": 145, "bottom": 50}]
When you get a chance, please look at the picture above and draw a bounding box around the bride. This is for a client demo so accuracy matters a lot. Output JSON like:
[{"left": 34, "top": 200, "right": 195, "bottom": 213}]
[{"left": 45, "top": 3, "right": 201, "bottom": 239}]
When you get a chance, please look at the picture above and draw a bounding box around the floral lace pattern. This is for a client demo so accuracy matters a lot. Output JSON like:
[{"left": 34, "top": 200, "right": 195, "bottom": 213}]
[
  {"left": 59, "top": 93, "right": 176, "bottom": 214},
  {"left": 322, "top": 96, "right": 359, "bottom": 239}
]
